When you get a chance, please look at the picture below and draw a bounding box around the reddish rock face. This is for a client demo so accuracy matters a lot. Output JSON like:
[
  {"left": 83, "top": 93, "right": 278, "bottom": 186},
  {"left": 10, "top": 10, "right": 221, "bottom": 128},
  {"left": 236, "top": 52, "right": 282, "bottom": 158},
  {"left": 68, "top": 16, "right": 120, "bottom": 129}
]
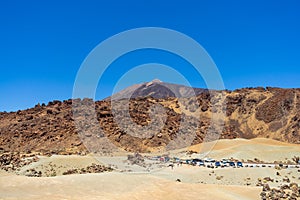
[{"left": 0, "top": 84, "right": 299, "bottom": 154}]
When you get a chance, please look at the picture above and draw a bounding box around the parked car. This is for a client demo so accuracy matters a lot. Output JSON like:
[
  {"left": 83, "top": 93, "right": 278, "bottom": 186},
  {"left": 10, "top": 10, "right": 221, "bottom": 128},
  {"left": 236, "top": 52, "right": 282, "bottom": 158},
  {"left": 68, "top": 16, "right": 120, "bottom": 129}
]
[
  {"left": 204, "top": 158, "right": 215, "bottom": 163},
  {"left": 198, "top": 160, "right": 205, "bottom": 166},
  {"left": 237, "top": 161, "right": 243, "bottom": 167},
  {"left": 221, "top": 159, "right": 228, "bottom": 164},
  {"left": 215, "top": 161, "right": 221, "bottom": 167},
  {"left": 229, "top": 162, "right": 236, "bottom": 167},
  {"left": 191, "top": 159, "right": 201, "bottom": 165},
  {"left": 192, "top": 158, "right": 202, "bottom": 163},
  {"left": 221, "top": 159, "right": 229, "bottom": 167}
]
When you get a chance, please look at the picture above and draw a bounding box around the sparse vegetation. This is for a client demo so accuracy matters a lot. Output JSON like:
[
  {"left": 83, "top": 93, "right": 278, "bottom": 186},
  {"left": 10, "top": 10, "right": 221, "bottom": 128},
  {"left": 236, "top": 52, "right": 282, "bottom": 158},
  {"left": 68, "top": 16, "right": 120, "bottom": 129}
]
[{"left": 62, "top": 163, "right": 113, "bottom": 175}]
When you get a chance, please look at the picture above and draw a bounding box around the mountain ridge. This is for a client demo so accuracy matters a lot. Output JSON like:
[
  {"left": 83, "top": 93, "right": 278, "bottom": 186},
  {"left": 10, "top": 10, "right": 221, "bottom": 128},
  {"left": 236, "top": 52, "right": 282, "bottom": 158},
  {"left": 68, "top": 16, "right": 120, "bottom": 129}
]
[
  {"left": 108, "top": 79, "right": 207, "bottom": 100},
  {"left": 0, "top": 81, "right": 299, "bottom": 154}
]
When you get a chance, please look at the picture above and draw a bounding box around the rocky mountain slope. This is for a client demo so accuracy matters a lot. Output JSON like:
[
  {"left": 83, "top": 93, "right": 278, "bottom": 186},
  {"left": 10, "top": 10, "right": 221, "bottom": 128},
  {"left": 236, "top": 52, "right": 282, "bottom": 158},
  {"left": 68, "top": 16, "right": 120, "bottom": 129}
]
[
  {"left": 0, "top": 81, "right": 299, "bottom": 154},
  {"left": 108, "top": 79, "right": 206, "bottom": 100}
]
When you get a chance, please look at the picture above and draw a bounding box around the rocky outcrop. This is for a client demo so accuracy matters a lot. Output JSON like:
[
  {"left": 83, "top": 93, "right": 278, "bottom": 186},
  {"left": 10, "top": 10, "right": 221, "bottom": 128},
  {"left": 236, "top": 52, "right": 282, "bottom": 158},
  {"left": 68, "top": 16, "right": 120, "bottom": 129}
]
[
  {"left": 0, "top": 100, "right": 86, "bottom": 154},
  {"left": 62, "top": 163, "right": 113, "bottom": 175},
  {"left": 260, "top": 182, "right": 299, "bottom": 200},
  {"left": 0, "top": 153, "right": 39, "bottom": 172},
  {"left": 0, "top": 82, "right": 299, "bottom": 154}
]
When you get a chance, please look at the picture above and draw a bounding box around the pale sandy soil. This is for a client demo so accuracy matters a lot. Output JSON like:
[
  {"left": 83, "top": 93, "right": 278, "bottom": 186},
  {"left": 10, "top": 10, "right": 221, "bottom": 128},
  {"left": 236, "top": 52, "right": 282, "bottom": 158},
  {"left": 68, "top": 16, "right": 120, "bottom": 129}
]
[
  {"left": 153, "top": 165, "right": 300, "bottom": 188},
  {"left": 0, "top": 138, "right": 299, "bottom": 200},
  {"left": 187, "top": 138, "right": 300, "bottom": 162},
  {"left": 17, "top": 155, "right": 100, "bottom": 176},
  {"left": 0, "top": 172, "right": 260, "bottom": 200}
]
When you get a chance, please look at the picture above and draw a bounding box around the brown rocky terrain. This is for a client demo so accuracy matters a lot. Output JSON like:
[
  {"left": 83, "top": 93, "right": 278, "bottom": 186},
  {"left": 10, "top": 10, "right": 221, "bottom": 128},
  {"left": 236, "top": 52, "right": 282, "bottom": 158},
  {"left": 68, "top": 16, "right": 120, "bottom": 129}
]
[
  {"left": 108, "top": 79, "right": 206, "bottom": 100},
  {"left": 0, "top": 81, "right": 300, "bottom": 154}
]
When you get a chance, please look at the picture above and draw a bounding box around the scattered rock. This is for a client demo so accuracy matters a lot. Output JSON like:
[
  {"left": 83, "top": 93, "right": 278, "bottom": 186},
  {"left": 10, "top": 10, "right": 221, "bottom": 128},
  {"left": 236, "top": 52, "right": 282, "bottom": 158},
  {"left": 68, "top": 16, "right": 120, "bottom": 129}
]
[
  {"left": 0, "top": 87, "right": 300, "bottom": 154},
  {"left": 62, "top": 163, "right": 113, "bottom": 175},
  {"left": 0, "top": 153, "right": 39, "bottom": 172}
]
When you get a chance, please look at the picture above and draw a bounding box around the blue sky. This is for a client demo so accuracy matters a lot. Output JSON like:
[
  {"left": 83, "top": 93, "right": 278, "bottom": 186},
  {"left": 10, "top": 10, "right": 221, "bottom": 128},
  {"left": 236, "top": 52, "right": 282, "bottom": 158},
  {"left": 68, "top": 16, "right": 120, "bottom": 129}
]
[{"left": 0, "top": 0, "right": 300, "bottom": 111}]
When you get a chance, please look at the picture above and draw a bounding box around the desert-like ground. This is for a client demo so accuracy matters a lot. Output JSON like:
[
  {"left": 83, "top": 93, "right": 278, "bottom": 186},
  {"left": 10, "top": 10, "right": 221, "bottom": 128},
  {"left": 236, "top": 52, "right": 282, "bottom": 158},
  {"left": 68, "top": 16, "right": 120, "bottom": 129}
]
[
  {"left": 0, "top": 138, "right": 299, "bottom": 200},
  {"left": 187, "top": 138, "right": 300, "bottom": 162},
  {"left": 0, "top": 172, "right": 261, "bottom": 200}
]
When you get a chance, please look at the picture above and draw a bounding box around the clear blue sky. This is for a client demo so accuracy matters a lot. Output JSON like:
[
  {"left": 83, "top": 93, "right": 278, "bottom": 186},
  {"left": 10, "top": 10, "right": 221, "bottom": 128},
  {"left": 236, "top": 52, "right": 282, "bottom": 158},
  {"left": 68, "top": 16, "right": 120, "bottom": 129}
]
[{"left": 0, "top": 0, "right": 299, "bottom": 111}]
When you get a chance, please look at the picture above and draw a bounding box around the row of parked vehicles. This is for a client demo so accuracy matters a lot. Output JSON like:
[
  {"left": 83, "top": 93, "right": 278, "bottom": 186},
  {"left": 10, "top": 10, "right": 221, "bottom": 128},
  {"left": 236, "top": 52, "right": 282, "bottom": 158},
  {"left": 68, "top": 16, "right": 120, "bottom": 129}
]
[{"left": 186, "top": 158, "right": 243, "bottom": 168}]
